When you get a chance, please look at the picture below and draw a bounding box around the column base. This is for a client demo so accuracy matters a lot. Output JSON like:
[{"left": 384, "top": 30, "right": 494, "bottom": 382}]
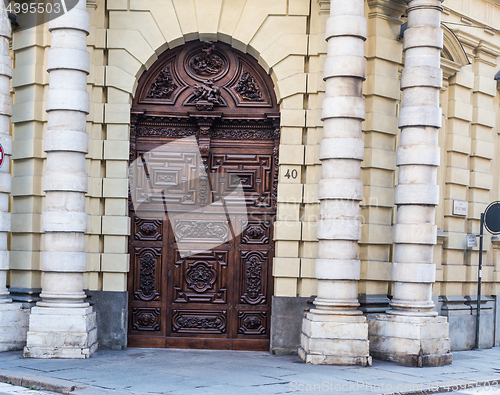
[
  {"left": 0, "top": 302, "right": 30, "bottom": 352},
  {"left": 24, "top": 306, "right": 98, "bottom": 359},
  {"left": 368, "top": 314, "right": 452, "bottom": 367},
  {"left": 299, "top": 311, "right": 371, "bottom": 366}
]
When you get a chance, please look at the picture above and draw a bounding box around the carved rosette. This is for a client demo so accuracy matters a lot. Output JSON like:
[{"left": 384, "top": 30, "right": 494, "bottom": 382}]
[{"left": 185, "top": 261, "right": 217, "bottom": 293}]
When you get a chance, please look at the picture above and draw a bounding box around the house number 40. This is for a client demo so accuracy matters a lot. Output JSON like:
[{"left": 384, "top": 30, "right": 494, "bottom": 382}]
[{"left": 284, "top": 169, "right": 298, "bottom": 179}]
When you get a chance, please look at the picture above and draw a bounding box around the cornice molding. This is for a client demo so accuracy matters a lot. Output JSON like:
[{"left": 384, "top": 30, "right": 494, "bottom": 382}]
[
  {"left": 367, "top": 0, "right": 407, "bottom": 17},
  {"left": 318, "top": 0, "right": 329, "bottom": 15}
]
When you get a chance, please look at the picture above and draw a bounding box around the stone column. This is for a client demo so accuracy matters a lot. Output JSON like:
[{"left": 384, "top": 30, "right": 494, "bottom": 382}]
[
  {"left": 299, "top": 0, "right": 371, "bottom": 366},
  {"left": 369, "top": 0, "right": 452, "bottom": 367},
  {"left": 0, "top": 0, "right": 29, "bottom": 351},
  {"left": 24, "top": 0, "right": 97, "bottom": 358}
]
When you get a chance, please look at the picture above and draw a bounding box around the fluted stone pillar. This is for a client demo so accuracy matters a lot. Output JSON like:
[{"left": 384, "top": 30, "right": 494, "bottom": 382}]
[
  {"left": 299, "top": 0, "right": 370, "bottom": 366},
  {"left": 0, "top": 0, "right": 29, "bottom": 351},
  {"left": 368, "top": 0, "right": 452, "bottom": 367},
  {"left": 24, "top": 0, "right": 97, "bottom": 358}
]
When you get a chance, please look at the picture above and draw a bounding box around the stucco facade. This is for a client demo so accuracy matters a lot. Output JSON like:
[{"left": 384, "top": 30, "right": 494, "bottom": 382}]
[{"left": 1, "top": 0, "right": 500, "bottom": 364}]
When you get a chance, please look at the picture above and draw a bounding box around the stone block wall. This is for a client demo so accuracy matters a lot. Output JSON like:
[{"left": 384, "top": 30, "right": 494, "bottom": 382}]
[
  {"left": 4, "top": 0, "right": 500, "bottom": 352},
  {"left": 104, "top": 0, "right": 310, "bottom": 298}
]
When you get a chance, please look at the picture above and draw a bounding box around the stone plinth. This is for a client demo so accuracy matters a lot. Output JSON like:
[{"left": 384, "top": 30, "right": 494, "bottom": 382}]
[
  {"left": 24, "top": 306, "right": 97, "bottom": 359},
  {"left": 369, "top": 314, "right": 452, "bottom": 367},
  {"left": 0, "top": 303, "right": 29, "bottom": 351},
  {"left": 300, "top": 312, "right": 371, "bottom": 366}
]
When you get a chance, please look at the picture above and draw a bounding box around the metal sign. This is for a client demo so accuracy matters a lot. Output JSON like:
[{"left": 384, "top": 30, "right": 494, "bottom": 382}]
[
  {"left": 0, "top": 143, "right": 3, "bottom": 169},
  {"left": 484, "top": 201, "right": 500, "bottom": 235},
  {"left": 467, "top": 234, "right": 478, "bottom": 248}
]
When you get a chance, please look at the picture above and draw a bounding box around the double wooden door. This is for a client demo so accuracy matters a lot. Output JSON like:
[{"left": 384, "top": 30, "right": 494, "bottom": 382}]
[{"left": 128, "top": 135, "right": 277, "bottom": 350}]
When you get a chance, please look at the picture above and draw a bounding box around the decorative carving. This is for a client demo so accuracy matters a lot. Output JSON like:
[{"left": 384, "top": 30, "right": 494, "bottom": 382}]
[
  {"left": 238, "top": 311, "right": 266, "bottom": 335},
  {"left": 135, "top": 124, "right": 280, "bottom": 140},
  {"left": 174, "top": 220, "right": 230, "bottom": 243},
  {"left": 140, "top": 223, "right": 156, "bottom": 235},
  {"left": 190, "top": 79, "right": 223, "bottom": 111},
  {"left": 136, "top": 126, "right": 197, "bottom": 138},
  {"left": 146, "top": 66, "right": 178, "bottom": 99},
  {"left": 241, "top": 221, "right": 270, "bottom": 244},
  {"left": 240, "top": 251, "right": 266, "bottom": 304},
  {"left": 185, "top": 261, "right": 217, "bottom": 293},
  {"left": 173, "top": 251, "right": 228, "bottom": 304},
  {"left": 172, "top": 310, "right": 226, "bottom": 333},
  {"left": 198, "top": 169, "right": 210, "bottom": 206},
  {"left": 134, "top": 248, "right": 161, "bottom": 301},
  {"left": 234, "top": 70, "right": 263, "bottom": 101},
  {"left": 272, "top": 146, "right": 279, "bottom": 210},
  {"left": 188, "top": 42, "right": 225, "bottom": 77},
  {"left": 135, "top": 218, "right": 162, "bottom": 241},
  {"left": 132, "top": 307, "right": 161, "bottom": 331},
  {"left": 158, "top": 174, "right": 175, "bottom": 183},
  {"left": 211, "top": 128, "right": 279, "bottom": 140},
  {"left": 129, "top": 124, "right": 136, "bottom": 164}
]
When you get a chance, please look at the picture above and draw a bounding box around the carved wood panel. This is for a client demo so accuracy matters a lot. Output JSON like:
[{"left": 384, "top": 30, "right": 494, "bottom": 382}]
[
  {"left": 172, "top": 310, "right": 227, "bottom": 334},
  {"left": 133, "top": 247, "right": 162, "bottom": 302},
  {"left": 239, "top": 250, "right": 268, "bottom": 305},
  {"left": 134, "top": 218, "right": 163, "bottom": 241},
  {"left": 132, "top": 307, "right": 161, "bottom": 332},
  {"left": 128, "top": 40, "right": 278, "bottom": 350},
  {"left": 210, "top": 152, "right": 274, "bottom": 209},
  {"left": 172, "top": 250, "right": 228, "bottom": 304}
]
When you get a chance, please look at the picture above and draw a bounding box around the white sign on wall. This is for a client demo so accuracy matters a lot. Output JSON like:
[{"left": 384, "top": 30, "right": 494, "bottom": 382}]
[
  {"left": 453, "top": 200, "right": 468, "bottom": 216},
  {"left": 466, "top": 234, "right": 478, "bottom": 248}
]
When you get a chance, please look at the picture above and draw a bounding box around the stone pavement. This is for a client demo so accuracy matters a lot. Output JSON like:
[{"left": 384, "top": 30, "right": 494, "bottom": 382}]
[
  {"left": 0, "top": 382, "right": 58, "bottom": 395},
  {"left": 0, "top": 347, "right": 499, "bottom": 395}
]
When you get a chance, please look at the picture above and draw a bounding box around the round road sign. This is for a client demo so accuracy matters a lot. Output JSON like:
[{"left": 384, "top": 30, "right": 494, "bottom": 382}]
[
  {"left": 0, "top": 143, "right": 3, "bottom": 169},
  {"left": 484, "top": 201, "right": 500, "bottom": 235}
]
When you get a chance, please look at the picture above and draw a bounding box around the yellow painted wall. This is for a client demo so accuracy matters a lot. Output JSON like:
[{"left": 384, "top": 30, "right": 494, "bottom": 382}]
[{"left": 6, "top": 0, "right": 500, "bottom": 301}]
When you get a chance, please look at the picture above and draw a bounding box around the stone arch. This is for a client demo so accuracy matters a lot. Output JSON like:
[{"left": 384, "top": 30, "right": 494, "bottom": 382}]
[
  {"left": 101, "top": 2, "right": 308, "bottom": 311},
  {"left": 442, "top": 24, "right": 470, "bottom": 67},
  {"left": 106, "top": 4, "right": 308, "bottom": 105}
]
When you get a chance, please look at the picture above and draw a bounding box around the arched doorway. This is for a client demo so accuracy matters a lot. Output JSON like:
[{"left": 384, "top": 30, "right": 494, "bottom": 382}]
[{"left": 128, "top": 41, "right": 280, "bottom": 350}]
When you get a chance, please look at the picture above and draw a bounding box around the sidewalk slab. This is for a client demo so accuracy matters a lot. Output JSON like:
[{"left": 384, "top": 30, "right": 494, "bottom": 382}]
[{"left": 0, "top": 347, "right": 499, "bottom": 394}]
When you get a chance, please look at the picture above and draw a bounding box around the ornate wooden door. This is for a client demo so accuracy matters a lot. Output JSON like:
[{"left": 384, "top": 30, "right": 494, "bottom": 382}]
[{"left": 128, "top": 41, "right": 280, "bottom": 350}]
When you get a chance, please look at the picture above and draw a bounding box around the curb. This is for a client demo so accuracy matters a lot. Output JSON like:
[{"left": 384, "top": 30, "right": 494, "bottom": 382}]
[{"left": 0, "top": 370, "right": 87, "bottom": 394}]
